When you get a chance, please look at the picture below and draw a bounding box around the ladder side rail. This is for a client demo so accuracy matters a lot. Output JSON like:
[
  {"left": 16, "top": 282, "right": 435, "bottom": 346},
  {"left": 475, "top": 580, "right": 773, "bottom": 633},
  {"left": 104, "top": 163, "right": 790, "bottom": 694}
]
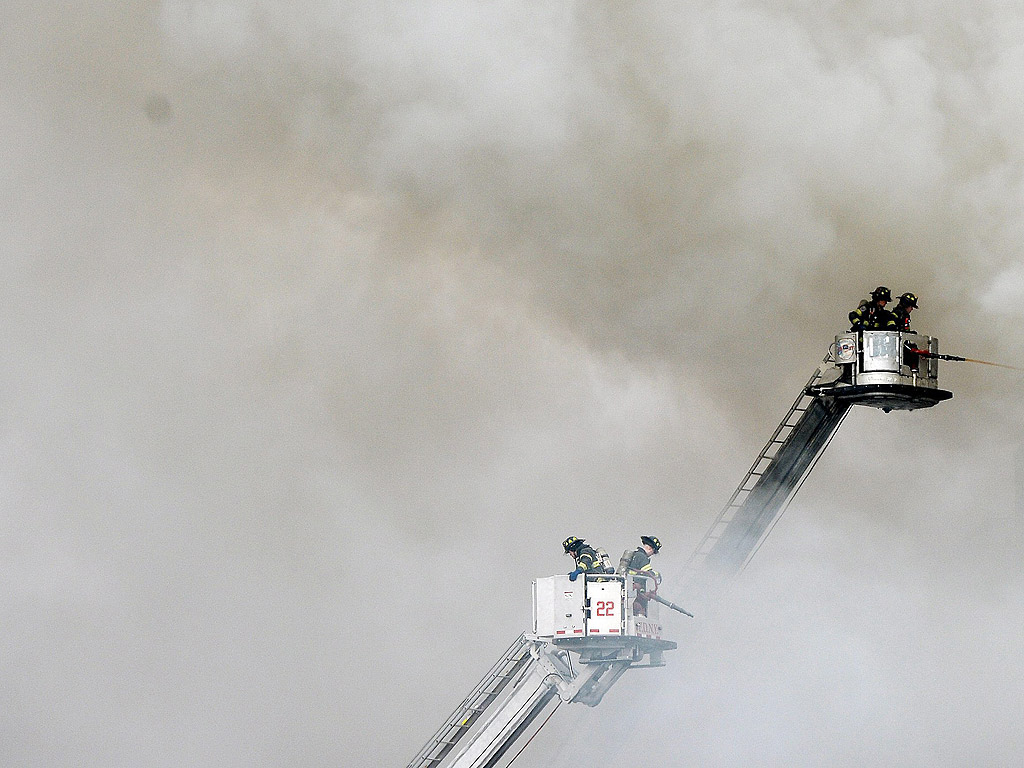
[
  {"left": 700, "top": 396, "right": 845, "bottom": 577},
  {"left": 699, "top": 395, "right": 850, "bottom": 579},
  {"left": 719, "top": 386, "right": 814, "bottom": 509},
  {"left": 709, "top": 397, "right": 838, "bottom": 556},
  {"left": 738, "top": 402, "right": 850, "bottom": 573},
  {"left": 447, "top": 649, "right": 630, "bottom": 768},
  {"left": 444, "top": 659, "right": 562, "bottom": 768},
  {"left": 478, "top": 688, "right": 559, "bottom": 768},
  {"left": 710, "top": 366, "right": 825, "bottom": 515},
  {"left": 416, "top": 650, "right": 536, "bottom": 768},
  {"left": 682, "top": 366, "right": 827, "bottom": 576},
  {"left": 407, "top": 633, "right": 532, "bottom": 768}
]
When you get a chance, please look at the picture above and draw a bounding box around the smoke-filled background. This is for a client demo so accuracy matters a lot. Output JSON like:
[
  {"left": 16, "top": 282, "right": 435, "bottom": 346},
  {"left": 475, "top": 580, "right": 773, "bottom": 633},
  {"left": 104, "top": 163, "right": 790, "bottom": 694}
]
[{"left": 3, "top": 2, "right": 1024, "bottom": 766}]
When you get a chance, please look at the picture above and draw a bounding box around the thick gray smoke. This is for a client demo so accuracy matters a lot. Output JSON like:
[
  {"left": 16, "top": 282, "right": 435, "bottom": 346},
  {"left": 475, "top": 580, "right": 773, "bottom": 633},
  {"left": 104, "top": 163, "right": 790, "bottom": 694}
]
[{"left": 3, "top": 2, "right": 1024, "bottom": 766}]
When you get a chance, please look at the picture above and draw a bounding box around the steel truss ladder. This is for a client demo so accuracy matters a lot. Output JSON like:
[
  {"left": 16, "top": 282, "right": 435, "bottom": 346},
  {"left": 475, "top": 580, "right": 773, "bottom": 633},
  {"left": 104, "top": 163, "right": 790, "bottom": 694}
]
[
  {"left": 407, "top": 633, "right": 534, "bottom": 768},
  {"left": 683, "top": 363, "right": 851, "bottom": 582},
  {"left": 408, "top": 627, "right": 649, "bottom": 768}
]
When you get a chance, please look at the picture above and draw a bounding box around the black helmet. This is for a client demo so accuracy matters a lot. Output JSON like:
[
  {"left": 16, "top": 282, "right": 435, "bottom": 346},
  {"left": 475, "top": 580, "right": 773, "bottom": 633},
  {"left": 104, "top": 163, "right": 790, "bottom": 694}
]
[
  {"left": 563, "top": 536, "right": 585, "bottom": 553},
  {"left": 640, "top": 535, "right": 662, "bottom": 553},
  {"left": 871, "top": 286, "right": 892, "bottom": 302},
  {"left": 897, "top": 292, "right": 918, "bottom": 308}
]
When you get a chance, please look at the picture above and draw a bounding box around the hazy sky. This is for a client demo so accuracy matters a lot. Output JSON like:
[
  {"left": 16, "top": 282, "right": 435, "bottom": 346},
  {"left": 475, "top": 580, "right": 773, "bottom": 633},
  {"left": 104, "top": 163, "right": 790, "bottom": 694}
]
[{"left": 3, "top": 2, "right": 1024, "bottom": 766}]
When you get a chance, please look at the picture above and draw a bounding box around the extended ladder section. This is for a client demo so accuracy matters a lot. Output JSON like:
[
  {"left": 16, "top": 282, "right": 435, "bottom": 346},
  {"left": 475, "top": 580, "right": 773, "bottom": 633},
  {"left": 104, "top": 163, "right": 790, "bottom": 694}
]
[
  {"left": 683, "top": 331, "right": 952, "bottom": 587},
  {"left": 408, "top": 575, "right": 675, "bottom": 768},
  {"left": 408, "top": 331, "right": 953, "bottom": 768},
  {"left": 683, "top": 365, "right": 849, "bottom": 581},
  {"left": 408, "top": 634, "right": 537, "bottom": 768},
  {"left": 408, "top": 636, "right": 629, "bottom": 768}
]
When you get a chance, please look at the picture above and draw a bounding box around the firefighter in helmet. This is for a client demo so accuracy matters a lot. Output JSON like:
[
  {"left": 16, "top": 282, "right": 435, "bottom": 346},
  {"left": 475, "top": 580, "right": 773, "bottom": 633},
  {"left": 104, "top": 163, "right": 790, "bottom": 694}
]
[
  {"left": 849, "top": 286, "right": 897, "bottom": 331},
  {"left": 622, "top": 536, "right": 662, "bottom": 617},
  {"left": 624, "top": 535, "right": 663, "bottom": 583},
  {"left": 563, "top": 536, "right": 604, "bottom": 582},
  {"left": 893, "top": 292, "right": 918, "bottom": 332}
]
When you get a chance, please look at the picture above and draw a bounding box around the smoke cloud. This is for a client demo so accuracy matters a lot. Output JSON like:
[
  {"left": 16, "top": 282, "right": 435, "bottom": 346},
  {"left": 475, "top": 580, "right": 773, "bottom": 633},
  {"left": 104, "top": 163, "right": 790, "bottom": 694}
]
[{"left": 2, "top": 1, "right": 1023, "bottom": 766}]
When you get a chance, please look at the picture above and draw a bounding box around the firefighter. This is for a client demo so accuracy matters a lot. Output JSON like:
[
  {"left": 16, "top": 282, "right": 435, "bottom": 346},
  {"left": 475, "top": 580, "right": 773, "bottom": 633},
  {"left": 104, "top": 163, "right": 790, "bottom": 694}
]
[
  {"left": 893, "top": 292, "right": 918, "bottom": 332},
  {"left": 849, "top": 286, "right": 896, "bottom": 331},
  {"left": 623, "top": 536, "right": 662, "bottom": 617},
  {"left": 563, "top": 536, "right": 604, "bottom": 581},
  {"left": 623, "top": 536, "right": 661, "bottom": 579}
]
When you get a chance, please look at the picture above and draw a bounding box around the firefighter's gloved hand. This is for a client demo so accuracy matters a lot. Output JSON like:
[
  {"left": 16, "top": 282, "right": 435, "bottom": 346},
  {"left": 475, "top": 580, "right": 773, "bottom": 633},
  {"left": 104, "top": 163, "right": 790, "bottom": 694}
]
[{"left": 568, "top": 568, "right": 583, "bottom": 581}]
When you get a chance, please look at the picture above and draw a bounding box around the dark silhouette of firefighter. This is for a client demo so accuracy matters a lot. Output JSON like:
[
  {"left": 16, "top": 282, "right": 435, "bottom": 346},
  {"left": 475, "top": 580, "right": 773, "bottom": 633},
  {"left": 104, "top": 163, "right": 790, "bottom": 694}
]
[
  {"left": 893, "top": 292, "right": 918, "bottom": 332},
  {"left": 619, "top": 536, "right": 662, "bottom": 616},
  {"left": 623, "top": 536, "right": 662, "bottom": 580},
  {"left": 849, "top": 286, "right": 897, "bottom": 331},
  {"left": 563, "top": 536, "right": 606, "bottom": 581}
]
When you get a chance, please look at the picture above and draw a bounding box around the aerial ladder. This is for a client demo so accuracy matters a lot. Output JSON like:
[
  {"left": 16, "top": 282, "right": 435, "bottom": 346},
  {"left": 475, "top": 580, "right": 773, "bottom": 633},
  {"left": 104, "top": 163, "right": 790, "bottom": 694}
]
[
  {"left": 683, "top": 329, "right": 951, "bottom": 582},
  {"left": 407, "top": 572, "right": 675, "bottom": 768},
  {"left": 407, "top": 329, "right": 952, "bottom": 768}
]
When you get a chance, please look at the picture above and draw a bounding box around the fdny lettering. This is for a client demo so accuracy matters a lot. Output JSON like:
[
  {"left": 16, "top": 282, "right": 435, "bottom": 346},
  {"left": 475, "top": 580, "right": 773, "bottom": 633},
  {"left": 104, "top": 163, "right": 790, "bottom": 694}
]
[{"left": 635, "top": 619, "right": 661, "bottom": 636}]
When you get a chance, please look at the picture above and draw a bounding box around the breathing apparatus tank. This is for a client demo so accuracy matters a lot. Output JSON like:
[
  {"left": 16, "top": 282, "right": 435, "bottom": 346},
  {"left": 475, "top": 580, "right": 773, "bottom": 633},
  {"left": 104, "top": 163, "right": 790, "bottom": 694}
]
[{"left": 617, "top": 549, "right": 633, "bottom": 576}]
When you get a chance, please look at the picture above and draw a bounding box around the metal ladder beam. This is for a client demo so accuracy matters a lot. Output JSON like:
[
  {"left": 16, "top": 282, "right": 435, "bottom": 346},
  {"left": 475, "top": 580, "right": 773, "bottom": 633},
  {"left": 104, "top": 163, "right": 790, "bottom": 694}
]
[
  {"left": 407, "top": 634, "right": 533, "bottom": 768},
  {"left": 441, "top": 646, "right": 614, "bottom": 768},
  {"left": 408, "top": 635, "right": 635, "bottom": 768},
  {"left": 683, "top": 364, "right": 850, "bottom": 584}
]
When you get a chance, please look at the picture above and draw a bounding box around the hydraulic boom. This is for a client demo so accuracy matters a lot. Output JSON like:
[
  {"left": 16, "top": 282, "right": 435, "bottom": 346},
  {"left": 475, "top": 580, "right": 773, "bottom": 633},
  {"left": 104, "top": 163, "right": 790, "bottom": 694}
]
[
  {"left": 409, "top": 329, "right": 953, "bottom": 768},
  {"left": 684, "top": 329, "right": 952, "bottom": 585},
  {"left": 408, "top": 573, "right": 673, "bottom": 768}
]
